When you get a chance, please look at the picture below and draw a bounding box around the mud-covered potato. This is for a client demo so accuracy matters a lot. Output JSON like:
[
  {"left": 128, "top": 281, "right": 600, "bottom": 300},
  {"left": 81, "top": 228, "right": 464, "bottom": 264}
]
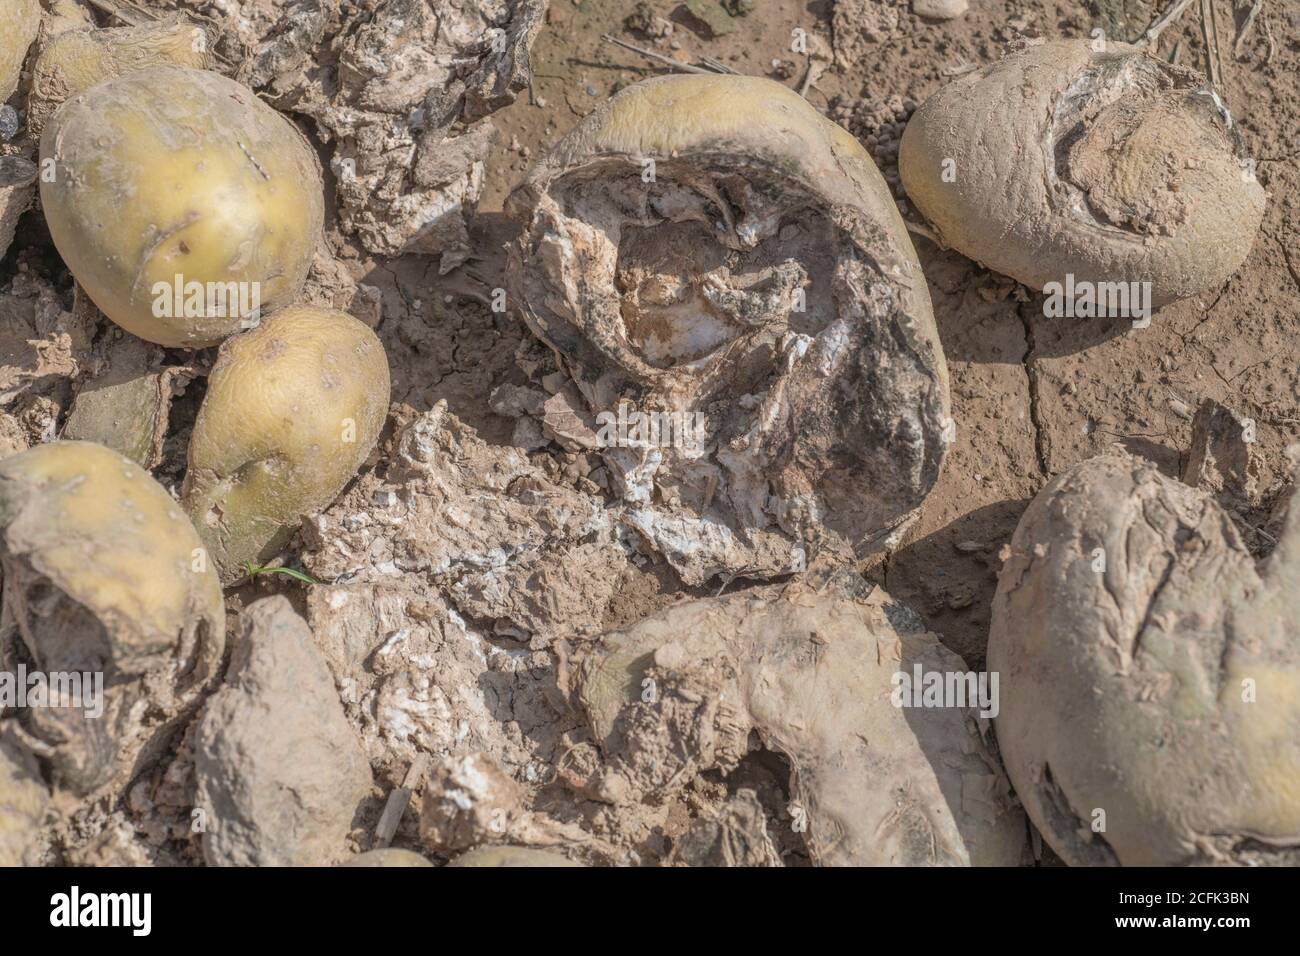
[
  {"left": 0, "top": 0, "right": 41, "bottom": 102},
  {"left": 183, "top": 306, "right": 390, "bottom": 583},
  {"left": 900, "top": 40, "right": 1266, "bottom": 310},
  {"left": 990, "top": 451, "right": 1300, "bottom": 865},
  {"left": 0, "top": 441, "right": 225, "bottom": 796},
  {"left": 574, "top": 573, "right": 1026, "bottom": 866},
  {"left": 40, "top": 66, "right": 324, "bottom": 348},
  {"left": 342, "top": 848, "right": 434, "bottom": 867},
  {"left": 0, "top": 735, "right": 48, "bottom": 866},
  {"left": 447, "top": 846, "right": 583, "bottom": 867},
  {"left": 27, "top": 17, "right": 212, "bottom": 137}
]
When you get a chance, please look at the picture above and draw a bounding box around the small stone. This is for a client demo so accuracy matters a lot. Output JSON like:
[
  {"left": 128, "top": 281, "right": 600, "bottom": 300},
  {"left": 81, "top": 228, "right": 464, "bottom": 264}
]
[
  {"left": 679, "top": 0, "right": 738, "bottom": 37},
  {"left": 0, "top": 106, "right": 20, "bottom": 141},
  {"left": 194, "top": 597, "right": 372, "bottom": 866},
  {"left": 913, "top": 0, "right": 968, "bottom": 19}
]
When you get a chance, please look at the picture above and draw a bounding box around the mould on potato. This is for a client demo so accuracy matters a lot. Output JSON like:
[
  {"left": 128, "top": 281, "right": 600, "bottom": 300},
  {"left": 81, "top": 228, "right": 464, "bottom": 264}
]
[{"left": 508, "top": 74, "right": 951, "bottom": 584}]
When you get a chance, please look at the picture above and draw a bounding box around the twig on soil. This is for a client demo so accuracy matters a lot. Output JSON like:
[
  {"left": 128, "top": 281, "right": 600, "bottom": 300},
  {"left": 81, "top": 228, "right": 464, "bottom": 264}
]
[
  {"left": 600, "top": 34, "right": 714, "bottom": 75},
  {"left": 1233, "top": 0, "right": 1263, "bottom": 57},
  {"left": 798, "top": 55, "right": 818, "bottom": 97},
  {"left": 1207, "top": 0, "right": 1227, "bottom": 81},
  {"left": 1198, "top": 0, "right": 1223, "bottom": 87},
  {"left": 905, "top": 218, "right": 947, "bottom": 249},
  {"left": 1138, "top": 0, "right": 1197, "bottom": 49},
  {"left": 699, "top": 56, "right": 740, "bottom": 75},
  {"left": 83, "top": 0, "right": 155, "bottom": 25},
  {"left": 373, "top": 755, "right": 428, "bottom": 849}
]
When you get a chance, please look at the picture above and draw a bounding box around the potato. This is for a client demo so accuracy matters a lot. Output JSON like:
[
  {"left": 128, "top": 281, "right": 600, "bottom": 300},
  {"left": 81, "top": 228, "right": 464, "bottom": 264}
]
[
  {"left": 41, "top": 0, "right": 95, "bottom": 38},
  {"left": 573, "top": 573, "right": 1026, "bottom": 866},
  {"left": 0, "top": 440, "right": 225, "bottom": 796},
  {"left": 990, "top": 451, "right": 1300, "bottom": 865},
  {"left": 508, "top": 74, "right": 950, "bottom": 583},
  {"left": 447, "top": 847, "right": 583, "bottom": 868},
  {"left": 0, "top": 0, "right": 41, "bottom": 102},
  {"left": 0, "top": 734, "right": 48, "bottom": 866},
  {"left": 183, "top": 306, "right": 390, "bottom": 583},
  {"left": 899, "top": 40, "right": 1266, "bottom": 310},
  {"left": 40, "top": 66, "right": 324, "bottom": 348},
  {"left": 342, "top": 849, "right": 434, "bottom": 867},
  {"left": 27, "top": 17, "right": 212, "bottom": 137}
]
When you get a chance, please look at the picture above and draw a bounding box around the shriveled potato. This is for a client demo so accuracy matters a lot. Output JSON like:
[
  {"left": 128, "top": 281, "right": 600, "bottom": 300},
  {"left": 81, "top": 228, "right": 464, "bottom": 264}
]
[
  {"left": 0, "top": 0, "right": 41, "bottom": 102},
  {"left": 40, "top": 0, "right": 95, "bottom": 38},
  {"left": 27, "top": 17, "right": 212, "bottom": 137},
  {"left": 508, "top": 74, "right": 950, "bottom": 584},
  {"left": 900, "top": 40, "right": 1266, "bottom": 310},
  {"left": 342, "top": 849, "right": 434, "bottom": 867},
  {"left": 40, "top": 66, "right": 324, "bottom": 347},
  {"left": 990, "top": 451, "right": 1300, "bottom": 865},
  {"left": 61, "top": 331, "right": 175, "bottom": 468},
  {"left": 573, "top": 574, "right": 1026, "bottom": 866},
  {"left": 447, "top": 847, "right": 583, "bottom": 868},
  {"left": 0, "top": 734, "right": 48, "bottom": 866},
  {"left": 0, "top": 441, "right": 225, "bottom": 797},
  {"left": 183, "top": 306, "right": 390, "bottom": 583}
]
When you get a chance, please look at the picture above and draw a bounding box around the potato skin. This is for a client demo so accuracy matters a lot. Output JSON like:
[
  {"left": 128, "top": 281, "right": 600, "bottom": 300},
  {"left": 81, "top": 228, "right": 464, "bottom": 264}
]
[
  {"left": 0, "top": 0, "right": 41, "bottom": 102},
  {"left": 899, "top": 40, "right": 1266, "bottom": 309},
  {"left": 40, "top": 66, "right": 324, "bottom": 348},
  {"left": 509, "top": 75, "right": 952, "bottom": 576},
  {"left": 183, "top": 306, "right": 390, "bottom": 582},
  {"left": 990, "top": 452, "right": 1300, "bottom": 865},
  {"left": 27, "top": 18, "right": 212, "bottom": 137},
  {"left": 0, "top": 440, "right": 224, "bottom": 671},
  {"left": 447, "top": 847, "right": 582, "bottom": 867},
  {"left": 577, "top": 577, "right": 1026, "bottom": 866},
  {"left": 342, "top": 849, "right": 434, "bottom": 867}
]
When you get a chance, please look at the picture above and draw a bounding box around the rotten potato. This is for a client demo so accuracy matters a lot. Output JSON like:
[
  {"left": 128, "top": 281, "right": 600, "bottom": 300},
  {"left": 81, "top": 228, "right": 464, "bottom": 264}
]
[
  {"left": 27, "top": 16, "right": 212, "bottom": 138},
  {"left": 508, "top": 74, "right": 951, "bottom": 584},
  {"left": 572, "top": 573, "right": 1025, "bottom": 866},
  {"left": 447, "top": 847, "right": 583, "bottom": 867},
  {"left": 899, "top": 39, "right": 1266, "bottom": 311},
  {"left": 990, "top": 451, "right": 1300, "bottom": 865},
  {"left": 0, "top": 440, "right": 225, "bottom": 798},
  {"left": 39, "top": 66, "right": 324, "bottom": 348},
  {"left": 342, "top": 849, "right": 434, "bottom": 867},
  {"left": 0, "top": 0, "right": 41, "bottom": 103},
  {"left": 183, "top": 306, "right": 390, "bottom": 583}
]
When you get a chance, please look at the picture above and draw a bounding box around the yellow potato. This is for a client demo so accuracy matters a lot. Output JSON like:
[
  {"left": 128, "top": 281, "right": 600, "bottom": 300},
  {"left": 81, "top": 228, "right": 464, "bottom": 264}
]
[
  {"left": 40, "top": 66, "right": 324, "bottom": 348},
  {"left": 27, "top": 17, "right": 212, "bottom": 137},
  {"left": 0, "top": 440, "right": 224, "bottom": 671},
  {"left": 447, "top": 847, "right": 583, "bottom": 867},
  {"left": 342, "top": 849, "right": 434, "bottom": 867},
  {"left": 0, "top": 0, "right": 41, "bottom": 102},
  {"left": 184, "top": 306, "right": 390, "bottom": 582}
]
